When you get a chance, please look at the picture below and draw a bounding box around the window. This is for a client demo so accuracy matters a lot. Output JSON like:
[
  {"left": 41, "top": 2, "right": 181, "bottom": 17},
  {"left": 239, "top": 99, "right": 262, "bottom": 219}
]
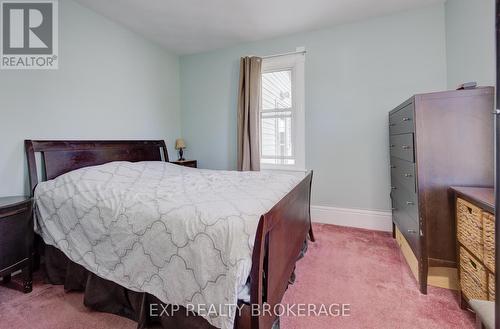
[{"left": 260, "top": 53, "right": 305, "bottom": 171}]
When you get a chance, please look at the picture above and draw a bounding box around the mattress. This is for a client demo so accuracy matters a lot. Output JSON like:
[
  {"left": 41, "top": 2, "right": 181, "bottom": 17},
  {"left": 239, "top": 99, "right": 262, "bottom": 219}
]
[{"left": 34, "top": 161, "right": 301, "bottom": 329}]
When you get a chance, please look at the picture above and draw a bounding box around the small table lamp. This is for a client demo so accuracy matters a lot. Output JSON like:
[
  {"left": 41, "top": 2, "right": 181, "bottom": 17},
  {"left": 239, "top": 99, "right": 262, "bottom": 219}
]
[{"left": 175, "top": 138, "right": 186, "bottom": 161}]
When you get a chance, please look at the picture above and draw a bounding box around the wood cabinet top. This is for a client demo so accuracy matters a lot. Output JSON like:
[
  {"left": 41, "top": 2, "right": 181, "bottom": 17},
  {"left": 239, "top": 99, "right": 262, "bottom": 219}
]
[
  {"left": 389, "top": 87, "right": 494, "bottom": 115},
  {"left": 450, "top": 186, "right": 495, "bottom": 214}
]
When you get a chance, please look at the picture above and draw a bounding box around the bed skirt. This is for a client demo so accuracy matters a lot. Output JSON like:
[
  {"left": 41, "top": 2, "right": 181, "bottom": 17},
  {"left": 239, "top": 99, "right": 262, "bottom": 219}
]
[
  {"left": 42, "top": 242, "right": 304, "bottom": 329},
  {"left": 44, "top": 244, "right": 217, "bottom": 329}
]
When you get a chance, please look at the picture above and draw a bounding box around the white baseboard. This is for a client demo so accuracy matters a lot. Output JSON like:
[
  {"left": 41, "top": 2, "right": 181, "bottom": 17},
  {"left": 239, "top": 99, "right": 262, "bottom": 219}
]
[{"left": 311, "top": 205, "right": 392, "bottom": 232}]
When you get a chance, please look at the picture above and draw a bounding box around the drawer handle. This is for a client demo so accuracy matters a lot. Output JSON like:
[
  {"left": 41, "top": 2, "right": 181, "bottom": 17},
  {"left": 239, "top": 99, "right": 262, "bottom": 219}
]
[
  {"left": 389, "top": 123, "right": 396, "bottom": 127},
  {"left": 407, "top": 229, "right": 417, "bottom": 234},
  {"left": 390, "top": 144, "right": 395, "bottom": 148},
  {"left": 390, "top": 165, "right": 396, "bottom": 169},
  {"left": 402, "top": 117, "right": 411, "bottom": 122},
  {"left": 406, "top": 201, "right": 414, "bottom": 205},
  {"left": 404, "top": 173, "right": 412, "bottom": 177},
  {"left": 469, "top": 259, "right": 477, "bottom": 269},
  {"left": 402, "top": 145, "right": 411, "bottom": 150},
  {"left": 392, "top": 207, "right": 397, "bottom": 211},
  {"left": 391, "top": 186, "right": 397, "bottom": 190}
]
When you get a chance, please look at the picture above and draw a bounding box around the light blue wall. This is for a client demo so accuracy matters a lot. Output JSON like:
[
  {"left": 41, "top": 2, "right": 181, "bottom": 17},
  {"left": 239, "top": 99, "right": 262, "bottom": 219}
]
[
  {"left": 0, "top": 0, "right": 181, "bottom": 196},
  {"left": 445, "top": 0, "right": 496, "bottom": 89},
  {"left": 4, "top": 0, "right": 490, "bottom": 212},
  {"left": 180, "top": 4, "right": 447, "bottom": 211}
]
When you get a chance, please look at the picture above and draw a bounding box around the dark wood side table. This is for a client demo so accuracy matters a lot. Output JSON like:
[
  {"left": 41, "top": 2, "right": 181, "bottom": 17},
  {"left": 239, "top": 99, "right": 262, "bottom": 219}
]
[
  {"left": 171, "top": 160, "right": 197, "bottom": 168},
  {"left": 0, "top": 196, "right": 34, "bottom": 293}
]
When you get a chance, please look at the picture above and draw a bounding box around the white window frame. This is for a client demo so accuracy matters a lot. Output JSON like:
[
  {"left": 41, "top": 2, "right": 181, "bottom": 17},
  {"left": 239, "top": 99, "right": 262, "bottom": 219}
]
[{"left": 260, "top": 53, "right": 306, "bottom": 172}]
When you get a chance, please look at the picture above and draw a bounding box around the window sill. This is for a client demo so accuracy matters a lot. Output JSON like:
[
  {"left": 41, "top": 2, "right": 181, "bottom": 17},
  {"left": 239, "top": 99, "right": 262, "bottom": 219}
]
[{"left": 261, "top": 167, "right": 308, "bottom": 176}]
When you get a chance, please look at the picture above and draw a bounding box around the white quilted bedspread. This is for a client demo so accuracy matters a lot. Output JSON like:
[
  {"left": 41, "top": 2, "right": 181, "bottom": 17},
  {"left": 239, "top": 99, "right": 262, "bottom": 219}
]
[{"left": 34, "top": 161, "right": 301, "bottom": 329}]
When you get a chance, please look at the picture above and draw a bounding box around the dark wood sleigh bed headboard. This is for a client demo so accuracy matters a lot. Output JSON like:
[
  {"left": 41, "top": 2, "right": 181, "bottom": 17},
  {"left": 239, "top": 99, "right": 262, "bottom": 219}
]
[{"left": 25, "top": 140, "right": 169, "bottom": 195}]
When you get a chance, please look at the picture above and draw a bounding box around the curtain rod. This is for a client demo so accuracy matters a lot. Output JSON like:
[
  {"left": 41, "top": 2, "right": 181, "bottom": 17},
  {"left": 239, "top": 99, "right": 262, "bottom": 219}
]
[{"left": 260, "top": 50, "right": 307, "bottom": 59}]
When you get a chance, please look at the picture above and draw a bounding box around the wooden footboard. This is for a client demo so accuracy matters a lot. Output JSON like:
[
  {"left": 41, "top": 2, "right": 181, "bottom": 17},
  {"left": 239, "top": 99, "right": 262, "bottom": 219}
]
[{"left": 241, "top": 172, "right": 314, "bottom": 329}]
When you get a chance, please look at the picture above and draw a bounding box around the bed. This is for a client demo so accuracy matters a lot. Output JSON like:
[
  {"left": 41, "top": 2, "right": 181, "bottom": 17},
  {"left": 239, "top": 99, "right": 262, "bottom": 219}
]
[{"left": 25, "top": 140, "right": 314, "bottom": 329}]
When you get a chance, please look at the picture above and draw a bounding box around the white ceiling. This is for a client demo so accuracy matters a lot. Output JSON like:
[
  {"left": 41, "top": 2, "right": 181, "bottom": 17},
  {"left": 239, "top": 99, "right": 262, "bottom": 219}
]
[{"left": 75, "top": 0, "right": 444, "bottom": 55}]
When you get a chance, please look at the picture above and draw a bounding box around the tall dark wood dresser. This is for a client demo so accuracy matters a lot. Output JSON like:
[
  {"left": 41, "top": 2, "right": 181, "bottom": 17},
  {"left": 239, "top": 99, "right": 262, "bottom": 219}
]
[{"left": 389, "top": 87, "right": 494, "bottom": 294}]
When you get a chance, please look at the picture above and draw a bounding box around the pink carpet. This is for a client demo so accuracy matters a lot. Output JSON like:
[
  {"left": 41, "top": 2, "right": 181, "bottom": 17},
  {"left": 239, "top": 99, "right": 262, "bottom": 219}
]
[{"left": 0, "top": 224, "right": 474, "bottom": 329}]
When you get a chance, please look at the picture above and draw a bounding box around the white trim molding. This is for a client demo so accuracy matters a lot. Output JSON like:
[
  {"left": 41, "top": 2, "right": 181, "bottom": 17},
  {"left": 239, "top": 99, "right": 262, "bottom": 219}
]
[{"left": 311, "top": 205, "right": 392, "bottom": 232}]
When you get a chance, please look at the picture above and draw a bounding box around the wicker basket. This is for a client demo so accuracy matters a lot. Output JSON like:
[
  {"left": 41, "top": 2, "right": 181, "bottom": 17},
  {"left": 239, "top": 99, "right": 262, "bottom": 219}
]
[
  {"left": 483, "top": 211, "right": 495, "bottom": 273},
  {"left": 489, "top": 272, "right": 496, "bottom": 301},
  {"left": 460, "top": 246, "right": 487, "bottom": 300},
  {"left": 457, "top": 198, "right": 484, "bottom": 261}
]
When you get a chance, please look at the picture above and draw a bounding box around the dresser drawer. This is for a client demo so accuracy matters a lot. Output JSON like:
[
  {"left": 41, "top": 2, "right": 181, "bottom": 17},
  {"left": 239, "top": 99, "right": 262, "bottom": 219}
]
[
  {"left": 389, "top": 134, "right": 414, "bottom": 162},
  {"left": 391, "top": 178, "right": 418, "bottom": 221},
  {"left": 393, "top": 206, "right": 420, "bottom": 255},
  {"left": 390, "top": 157, "right": 416, "bottom": 193},
  {"left": 389, "top": 103, "right": 414, "bottom": 135},
  {"left": 391, "top": 185, "right": 418, "bottom": 219}
]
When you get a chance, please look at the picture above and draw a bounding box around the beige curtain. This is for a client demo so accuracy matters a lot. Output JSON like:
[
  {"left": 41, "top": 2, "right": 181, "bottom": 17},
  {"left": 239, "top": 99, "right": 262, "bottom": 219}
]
[{"left": 237, "top": 56, "right": 262, "bottom": 171}]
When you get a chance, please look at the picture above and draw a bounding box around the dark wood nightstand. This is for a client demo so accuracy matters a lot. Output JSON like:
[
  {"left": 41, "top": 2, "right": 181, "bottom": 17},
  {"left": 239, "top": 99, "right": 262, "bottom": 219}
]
[
  {"left": 171, "top": 160, "right": 197, "bottom": 168},
  {"left": 0, "top": 196, "right": 34, "bottom": 293}
]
